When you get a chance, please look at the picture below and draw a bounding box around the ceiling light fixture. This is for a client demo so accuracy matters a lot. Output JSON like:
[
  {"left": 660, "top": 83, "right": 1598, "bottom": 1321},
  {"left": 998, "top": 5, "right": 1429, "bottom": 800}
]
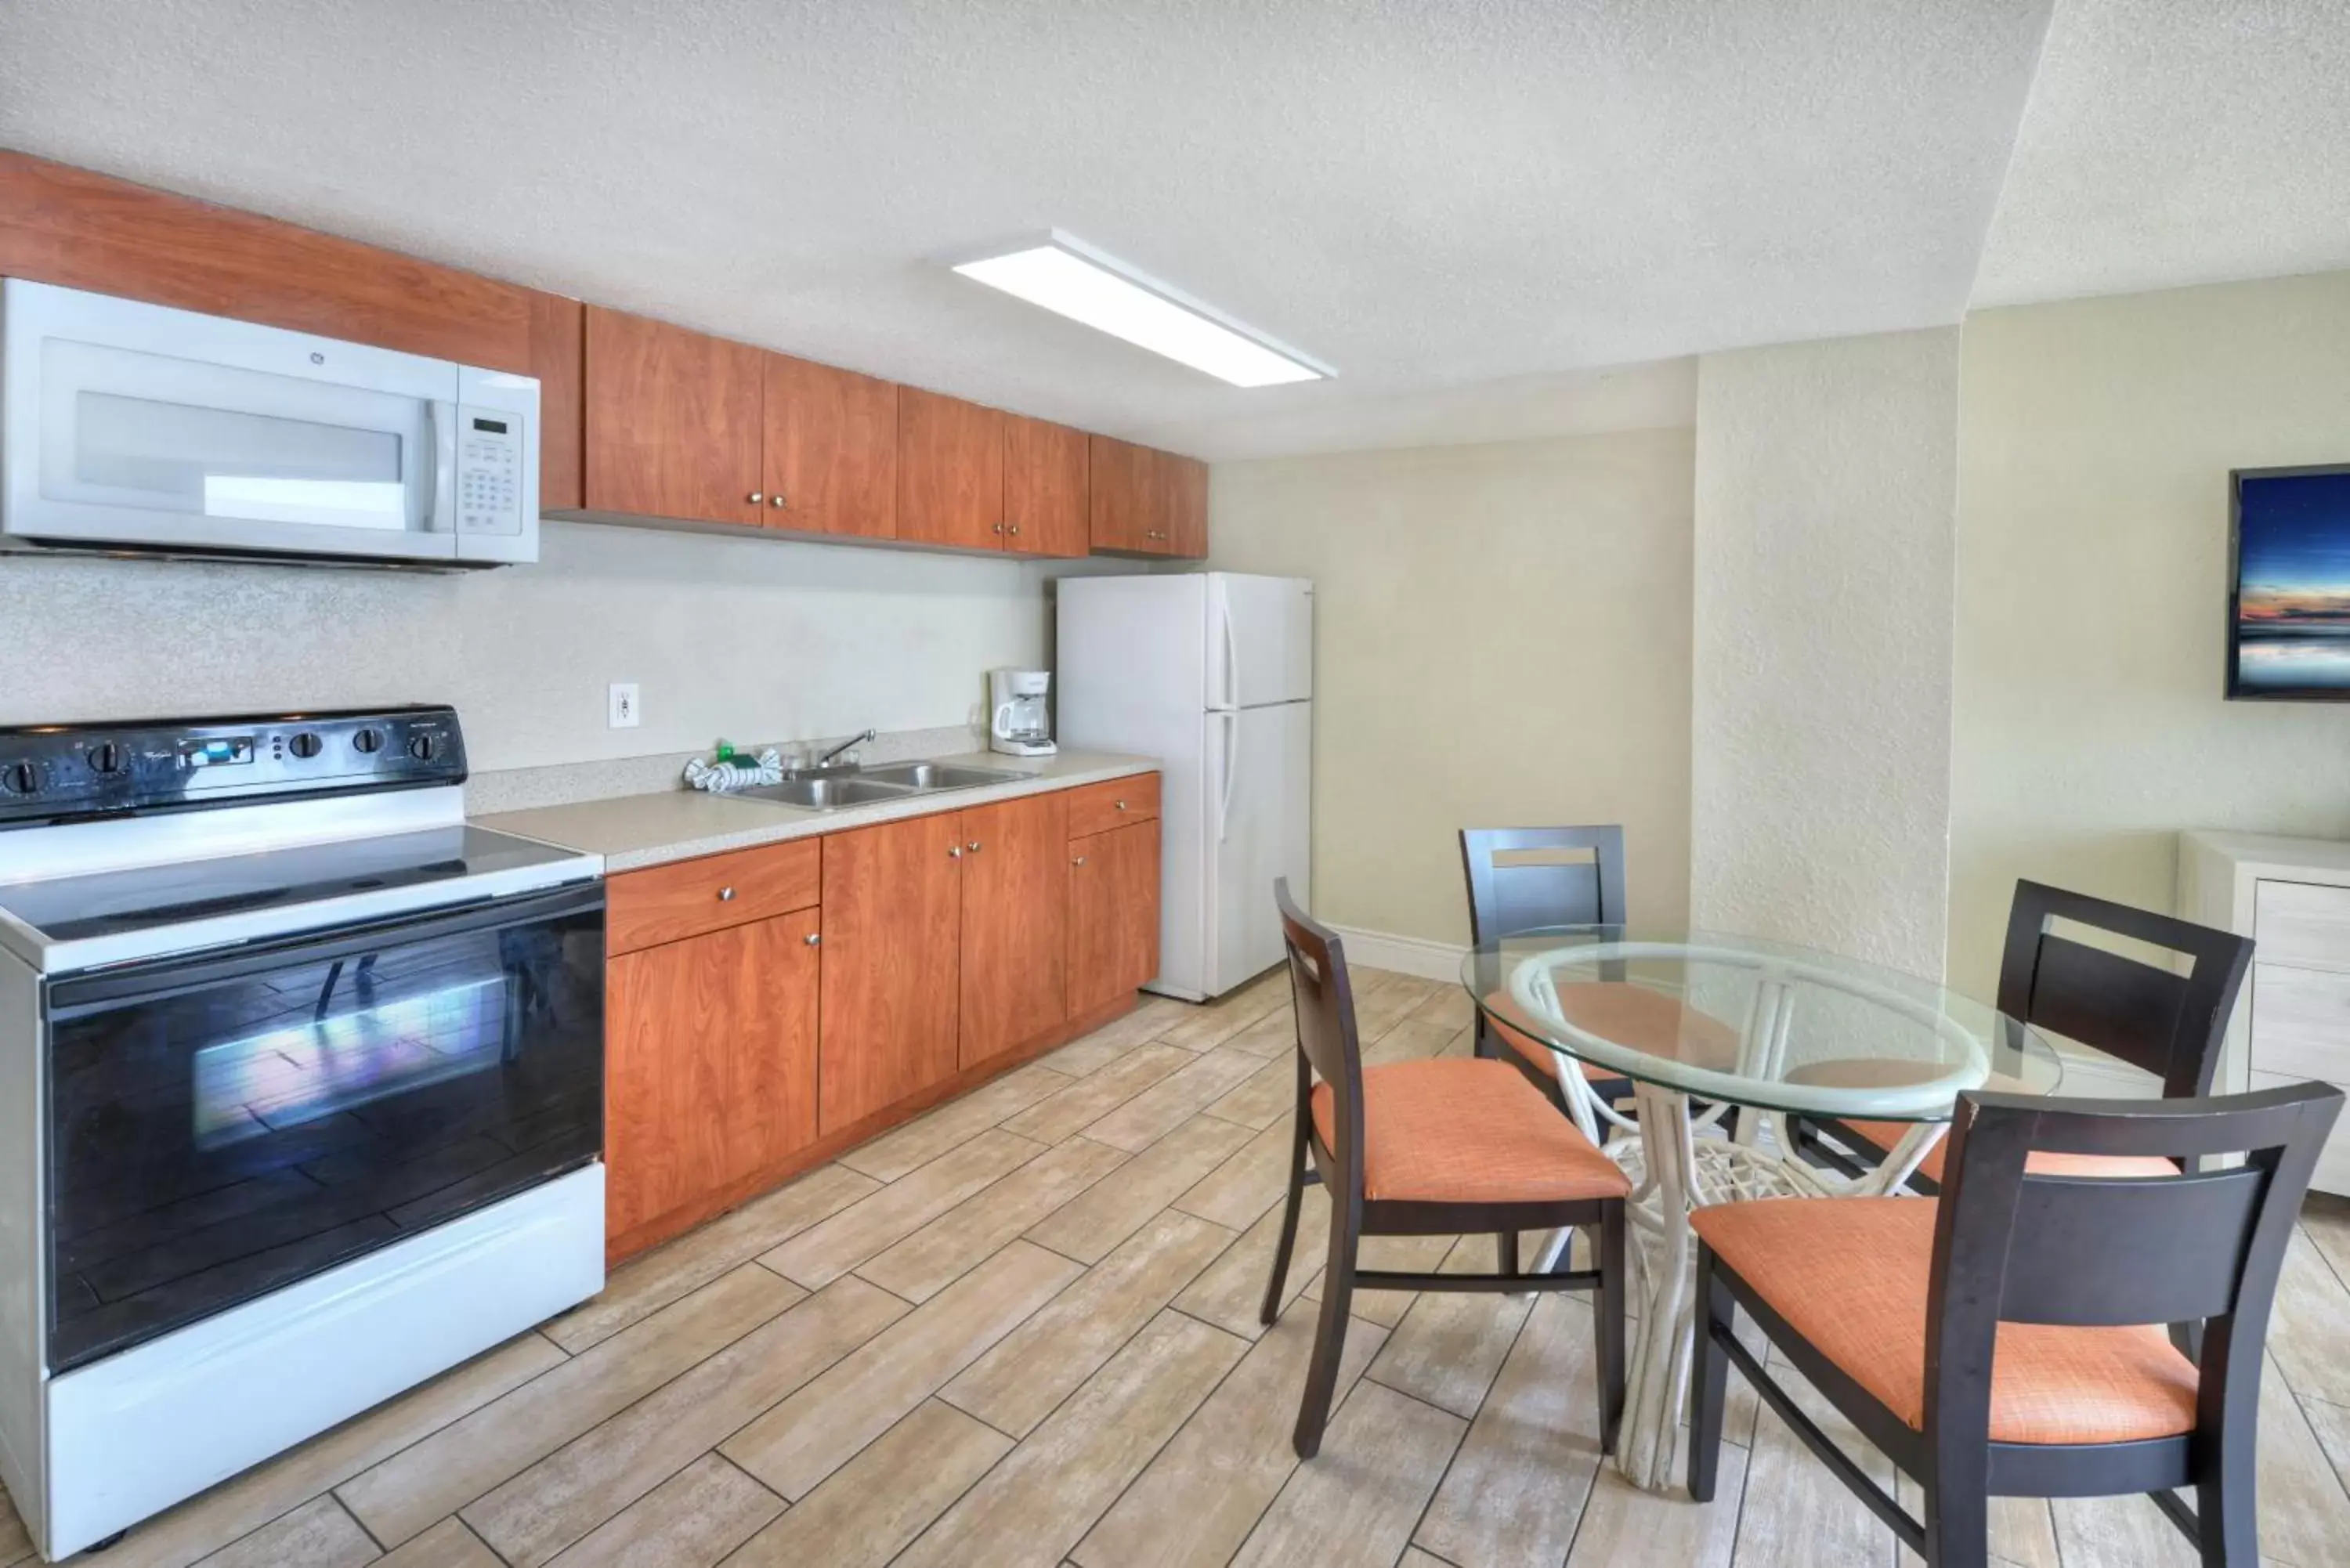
[{"left": 952, "top": 232, "right": 1328, "bottom": 388}]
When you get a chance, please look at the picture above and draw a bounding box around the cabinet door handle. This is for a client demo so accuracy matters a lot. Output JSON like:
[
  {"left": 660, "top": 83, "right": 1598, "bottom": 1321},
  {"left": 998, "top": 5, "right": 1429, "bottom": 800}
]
[
  {"left": 992, "top": 522, "right": 1005, "bottom": 534},
  {"left": 1115, "top": 800, "right": 1127, "bottom": 811},
  {"left": 948, "top": 846, "right": 963, "bottom": 858},
  {"left": 967, "top": 840, "right": 982, "bottom": 852},
  {"left": 747, "top": 491, "right": 764, "bottom": 504},
  {"left": 804, "top": 932, "right": 821, "bottom": 946},
  {"left": 1008, "top": 524, "right": 1021, "bottom": 536},
  {"left": 717, "top": 887, "right": 736, "bottom": 901},
  {"left": 770, "top": 493, "right": 787, "bottom": 508},
  {"left": 1072, "top": 854, "right": 1086, "bottom": 866}
]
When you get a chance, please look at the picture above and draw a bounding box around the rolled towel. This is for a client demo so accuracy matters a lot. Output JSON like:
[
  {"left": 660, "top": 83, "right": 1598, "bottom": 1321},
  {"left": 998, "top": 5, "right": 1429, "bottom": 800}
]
[{"left": 683, "top": 746, "right": 785, "bottom": 793}]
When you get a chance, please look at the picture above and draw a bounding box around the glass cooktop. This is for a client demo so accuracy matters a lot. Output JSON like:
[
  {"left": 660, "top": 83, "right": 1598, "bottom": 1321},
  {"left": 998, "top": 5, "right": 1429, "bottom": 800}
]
[{"left": 0, "top": 826, "right": 581, "bottom": 945}]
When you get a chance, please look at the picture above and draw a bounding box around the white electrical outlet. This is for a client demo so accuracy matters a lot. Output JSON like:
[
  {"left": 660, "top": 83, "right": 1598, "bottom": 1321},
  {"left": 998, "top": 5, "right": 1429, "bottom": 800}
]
[{"left": 608, "top": 683, "right": 641, "bottom": 729}]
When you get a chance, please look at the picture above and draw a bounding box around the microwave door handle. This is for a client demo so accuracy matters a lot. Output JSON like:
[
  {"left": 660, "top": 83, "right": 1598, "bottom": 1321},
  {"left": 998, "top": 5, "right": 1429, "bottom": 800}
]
[{"left": 425, "top": 399, "right": 458, "bottom": 533}]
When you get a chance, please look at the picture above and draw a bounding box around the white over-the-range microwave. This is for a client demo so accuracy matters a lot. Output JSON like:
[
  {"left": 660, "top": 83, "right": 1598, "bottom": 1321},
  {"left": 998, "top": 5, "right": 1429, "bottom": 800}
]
[{"left": 1, "top": 278, "right": 539, "bottom": 568}]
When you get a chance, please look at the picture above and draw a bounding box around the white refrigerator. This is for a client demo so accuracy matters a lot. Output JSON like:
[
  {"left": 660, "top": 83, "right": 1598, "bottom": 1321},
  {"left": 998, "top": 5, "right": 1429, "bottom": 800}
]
[{"left": 1057, "top": 573, "right": 1313, "bottom": 1001}]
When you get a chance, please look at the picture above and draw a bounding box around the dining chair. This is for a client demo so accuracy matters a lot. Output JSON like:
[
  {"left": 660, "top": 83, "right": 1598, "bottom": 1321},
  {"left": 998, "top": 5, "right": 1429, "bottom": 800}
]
[
  {"left": 1260, "top": 877, "right": 1632, "bottom": 1459},
  {"left": 1690, "top": 1082, "right": 2342, "bottom": 1567},
  {"left": 1459, "top": 826, "right": 1640, "bottom": 1113},
  {"left": 1802, "top": 879, "right": 2254, "bottom": 1190}
]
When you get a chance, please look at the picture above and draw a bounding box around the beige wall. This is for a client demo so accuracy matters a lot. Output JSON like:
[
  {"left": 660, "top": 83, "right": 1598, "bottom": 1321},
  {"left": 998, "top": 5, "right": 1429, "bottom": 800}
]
[
  {"left": 0, "top": 521, "right": 1080, "bottom": 771},
  {"left": 1948, "top": 270, "right": 2350, "bottom": 993},
  {"left": 1208, "top": 428, "right": 1696, "bottom": 947},
  {"left": 1691, "top": 329, "right": 1963, "bottom": 978}
]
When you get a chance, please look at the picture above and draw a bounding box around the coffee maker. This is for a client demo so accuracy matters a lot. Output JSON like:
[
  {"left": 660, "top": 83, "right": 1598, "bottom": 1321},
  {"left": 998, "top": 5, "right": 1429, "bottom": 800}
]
[{"left": 989, "top": 668, "right": 1057, "bottom": 757}]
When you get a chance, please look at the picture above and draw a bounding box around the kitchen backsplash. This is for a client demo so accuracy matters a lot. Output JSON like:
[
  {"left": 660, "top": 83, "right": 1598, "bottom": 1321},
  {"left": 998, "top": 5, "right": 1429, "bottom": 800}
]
[{"left": 2, "top": 520, "right": 1131, "bottom": 771}]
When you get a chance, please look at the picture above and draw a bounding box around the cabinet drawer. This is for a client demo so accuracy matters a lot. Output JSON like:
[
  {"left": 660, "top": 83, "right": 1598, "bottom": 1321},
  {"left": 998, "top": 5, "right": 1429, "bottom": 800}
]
[
  {"left": 2254, "top": 880, "right": 2350, "bottom": 971},
  {"left": 1065, "top": 773, "right": 1159, "bottom": 839},
  {"left": 607, "top": 838, "right": 822, "bottom": 955},
  {"left": 2249, "top": 1069, "right": 2350, "bottom": 1196},
  {"left": 2249, "top": 960, "right": 2350, "bottom": 1083}
]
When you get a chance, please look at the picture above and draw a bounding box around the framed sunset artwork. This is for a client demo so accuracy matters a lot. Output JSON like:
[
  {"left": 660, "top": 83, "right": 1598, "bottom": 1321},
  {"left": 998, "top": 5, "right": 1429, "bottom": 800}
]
[{"left": 2229, "top": 465, "right": 2350, "bottom": 700}]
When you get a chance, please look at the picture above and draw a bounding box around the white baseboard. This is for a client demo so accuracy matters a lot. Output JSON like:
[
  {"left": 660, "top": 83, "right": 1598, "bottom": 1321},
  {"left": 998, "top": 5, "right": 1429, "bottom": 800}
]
[{"left": 1325, "top": 923, "right": 1468, "bottom": 984}]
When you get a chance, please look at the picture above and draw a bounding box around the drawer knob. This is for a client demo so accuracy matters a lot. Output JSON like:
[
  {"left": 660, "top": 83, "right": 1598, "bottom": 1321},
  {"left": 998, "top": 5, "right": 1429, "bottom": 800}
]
[
  {"left": 948, "top": 846, "right": 963, "bottom": 859},
  {"left": 747, "top": 491, "right": 764, "bottom": 504},
  {"left": 1009, "top": 524, "right": 1021, "bottom": 536},
  {"left": 1115, "top": 800, "right": 1127, "bottom": 811},
  {"left": 770, "top": 493, "right": 787, "bottom": 508},
  {"left": 967, "top": 840, "right": 982, "bottom": 852},
  {"left": 718, "top": 887, "right": 736, "bottom": 901},
  {"left": 993, "top": 522, "right": 1005, "bottom": 534},
  {"left": 804, "top": 932, "right": 821, "bottom": 946},
  {"left": 1072, "top": 854, "right": 1087, "bottom": 866}
]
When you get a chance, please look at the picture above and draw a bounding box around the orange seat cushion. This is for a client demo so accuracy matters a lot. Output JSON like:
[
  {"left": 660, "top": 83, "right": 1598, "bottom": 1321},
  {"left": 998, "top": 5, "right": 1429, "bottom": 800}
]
[
  {"left": 1690, "top": 1197, "right": 2198, "bottom": 1446},
  {"left": 1835, "top": 1119, "right": 2181, "bottom": 1185},
  {"left": 1309, "top": 1057, "right": 1632, "bottom": 1206},
  {"left": 1485, "top": 982, "right": 1741, "bottom": 1086}
]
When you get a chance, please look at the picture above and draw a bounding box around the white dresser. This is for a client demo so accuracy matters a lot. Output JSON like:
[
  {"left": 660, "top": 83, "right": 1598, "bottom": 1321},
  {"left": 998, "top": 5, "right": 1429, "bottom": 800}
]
[{"left": 2178, "top": 830, "right": 2350, "bottom": 1195}]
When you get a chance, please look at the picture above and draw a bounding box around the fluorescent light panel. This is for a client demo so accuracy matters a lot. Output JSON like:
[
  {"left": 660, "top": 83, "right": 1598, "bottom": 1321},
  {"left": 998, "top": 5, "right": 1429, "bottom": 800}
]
[{"left": 954, "top": 237, "right": 1325, "bottom": 388}]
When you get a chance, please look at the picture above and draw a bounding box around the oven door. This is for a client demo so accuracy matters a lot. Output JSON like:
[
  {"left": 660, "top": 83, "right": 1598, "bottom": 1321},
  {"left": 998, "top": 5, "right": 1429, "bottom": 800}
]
[{"left": 42, "top": 881, "right": 604, "bottom": 1372}]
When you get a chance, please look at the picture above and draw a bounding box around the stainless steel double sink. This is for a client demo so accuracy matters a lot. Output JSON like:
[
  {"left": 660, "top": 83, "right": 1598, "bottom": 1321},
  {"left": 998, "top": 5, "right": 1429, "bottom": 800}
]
[{"left": 721, "top": 760, "right": 1025, "bottom": 811}]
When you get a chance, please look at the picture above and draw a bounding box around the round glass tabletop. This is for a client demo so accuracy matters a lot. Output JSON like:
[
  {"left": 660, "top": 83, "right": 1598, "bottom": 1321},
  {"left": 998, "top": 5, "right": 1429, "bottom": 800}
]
[{"left": 1460, "top": 926, "right": 2063, "bottom": 1121}]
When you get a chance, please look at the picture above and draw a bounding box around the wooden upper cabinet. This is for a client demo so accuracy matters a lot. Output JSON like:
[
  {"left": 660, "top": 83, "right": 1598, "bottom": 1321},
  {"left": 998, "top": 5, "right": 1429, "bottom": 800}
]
[
  {"left": 957, "top": 792, "right": 1070, "bottom": 1067},
  {"left": 1088, "top": 435, "right": 1157, "bottom": 553},
  {"left": 898, "top": 387, "right": 1007, "bottom": 550},
  {"left": 1090, "top": 436, "right": 1206, "bottom": 558},
  {"left": 764, "top": 354, "right": 897, "bottom": 540},
  {"left": 584, "top": 306, "right": 765, "bottom": 526},
  {"left": 1163, "top": 453, "right": 1208, "bottom": 559},
  {"left": 528, "top": 292, "right": 586, "bottom": 513},
  {"left": 605, "top": 906, "right": 822, "bottom": 1244},
  {"left": 0, "top": 150, "right": 534, "bottom": 372},
  {"left": 819, "top": 812, "right": 965, "bottom": 1133},
  {"left": 1068, "top": 818, "right": 1163, "bottom": 1018},
  {"left": 1002, "top": 414, "right": 1090, "bottom": 558}
]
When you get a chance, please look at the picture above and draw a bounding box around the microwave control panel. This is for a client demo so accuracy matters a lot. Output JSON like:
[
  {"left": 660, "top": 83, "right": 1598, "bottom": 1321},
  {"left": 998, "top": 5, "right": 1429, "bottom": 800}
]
[{"left": 455, "top": 412, "right": 524, "bottom": 537}]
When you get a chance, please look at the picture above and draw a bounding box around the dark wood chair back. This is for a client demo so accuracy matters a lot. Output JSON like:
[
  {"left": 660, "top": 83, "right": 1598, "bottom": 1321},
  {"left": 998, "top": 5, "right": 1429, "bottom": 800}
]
[
  {"left": 1274, "top": 877, "right": 1365, "bottom": 1186},
  {"left": 1459, "top": 826, "right": 1629, "bottom": 942},
  {"left": 1927, "top": 1083, "right": 2342, "bottom": 1451},
  {"left": 1995, "top": 880, "right": 2252, "bottom": 1098}
]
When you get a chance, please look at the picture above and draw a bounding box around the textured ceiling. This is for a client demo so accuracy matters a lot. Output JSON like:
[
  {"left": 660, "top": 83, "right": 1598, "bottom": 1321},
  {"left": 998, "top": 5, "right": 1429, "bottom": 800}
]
[
  {"left": 18, "top": 3, "right": 2348, "bottom": 457},
  {"left": 1974, "top": 1, "right": 2350, "bottom": 309},
  {"left": 0, "top": 0, "right": 2066, "bottom": 457}
]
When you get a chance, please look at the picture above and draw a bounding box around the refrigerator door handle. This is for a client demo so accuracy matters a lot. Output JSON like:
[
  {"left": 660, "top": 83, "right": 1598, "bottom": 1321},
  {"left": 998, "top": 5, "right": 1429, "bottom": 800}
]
[
  {"left": 1209, "top": 575, "right": 1240, "bottom": 710},
  {"left": 1220, "top": 595, "right": 1240, "bottom": 710},
  {"left": 1217, "top": 710, "right": 1240, "bottom": 844}
]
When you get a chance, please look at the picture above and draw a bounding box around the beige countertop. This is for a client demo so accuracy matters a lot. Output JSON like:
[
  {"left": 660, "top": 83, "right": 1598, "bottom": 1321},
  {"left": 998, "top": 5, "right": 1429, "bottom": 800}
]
[{"left": 472, "top": 749, "right": 1160, "bottom": 872}]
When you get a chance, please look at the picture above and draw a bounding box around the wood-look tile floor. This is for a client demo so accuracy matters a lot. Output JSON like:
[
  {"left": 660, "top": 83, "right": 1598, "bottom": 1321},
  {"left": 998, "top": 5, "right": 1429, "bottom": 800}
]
[{"left": 13, "top": 965, "right": 2350, "bottom": 1567}]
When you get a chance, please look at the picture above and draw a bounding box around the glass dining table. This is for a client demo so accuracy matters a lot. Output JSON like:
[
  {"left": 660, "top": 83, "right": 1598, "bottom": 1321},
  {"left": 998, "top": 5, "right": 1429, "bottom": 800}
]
[{"left": 1460, "top": 926, "right": 2063, "bottom": 1492}]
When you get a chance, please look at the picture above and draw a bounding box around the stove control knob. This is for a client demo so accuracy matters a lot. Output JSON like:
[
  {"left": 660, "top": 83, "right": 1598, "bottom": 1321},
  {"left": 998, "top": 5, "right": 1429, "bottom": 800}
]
[
  {"left": 287, "top": 732, "right": 324, "bottom": 760},
  {"left": 352, "top": 728, "right": 383, "bottom": 755},
  {"left": 1, "top": 761, "right": 37, "bottom": 796},
  {"left": 87, "top": 742, "right": 125, "bottom": 775},
  {"left": 407, "top": 734, "right": 439, "bottom": 762}
]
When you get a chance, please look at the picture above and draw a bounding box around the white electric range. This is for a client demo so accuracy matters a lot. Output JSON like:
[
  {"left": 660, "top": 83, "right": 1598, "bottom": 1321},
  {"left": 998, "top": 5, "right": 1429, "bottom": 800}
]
[{"left": 0, "top": 706, "right": 606, "bottom": 1559}]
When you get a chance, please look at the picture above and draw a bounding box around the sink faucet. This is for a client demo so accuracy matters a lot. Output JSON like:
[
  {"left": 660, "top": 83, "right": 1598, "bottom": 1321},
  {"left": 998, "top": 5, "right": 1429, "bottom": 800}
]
[{"left": 814, "top": 729, "right": 877, "bottom": 770}]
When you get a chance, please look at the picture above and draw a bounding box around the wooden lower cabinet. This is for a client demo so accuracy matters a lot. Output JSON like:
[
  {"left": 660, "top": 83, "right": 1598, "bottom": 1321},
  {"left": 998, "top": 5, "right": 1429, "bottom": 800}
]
[
  {"left": 1068, "top": 818, "right": 1162, "bottom": 1017},
  {"left": 819, "top": 811, "right": 966, "bottom": 1131},
  {"left": 605, "top": 905, "right": 822, "bottom": 1241},
  {"left": 602, "top": 771, "right": 1162, "bottom": 1259},
  {"left": 957, "top": 791, "right": 1069, "bottom": 1066}
]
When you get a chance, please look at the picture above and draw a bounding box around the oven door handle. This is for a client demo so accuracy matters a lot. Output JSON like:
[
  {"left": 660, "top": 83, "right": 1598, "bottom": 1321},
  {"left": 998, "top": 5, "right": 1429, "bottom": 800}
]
[{"left": 45, "top": 879, "right": 605, "bottom": 1016}]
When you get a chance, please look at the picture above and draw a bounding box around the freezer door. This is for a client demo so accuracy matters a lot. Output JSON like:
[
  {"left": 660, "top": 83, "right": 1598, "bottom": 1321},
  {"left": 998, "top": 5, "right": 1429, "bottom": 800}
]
[
  {"left": 1205, "top": 700, "right": 1313, "bottom": 995},
  {"left": 1206, "top": 574, "right": 1313, "bottom": 710},
  {"left": 1058, "top": 573, "right": 1212, "bottom": 727}
]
